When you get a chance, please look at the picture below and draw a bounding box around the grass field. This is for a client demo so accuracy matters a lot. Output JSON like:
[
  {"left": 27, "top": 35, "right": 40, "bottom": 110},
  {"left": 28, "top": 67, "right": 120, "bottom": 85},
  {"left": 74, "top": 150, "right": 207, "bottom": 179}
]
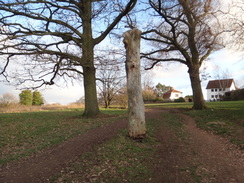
[
  {"left": 0, "top": 109, "right": 126, "bottom": 165},
  {"left": 0, "top": 101, "right": 243, "bottom": 167},
  {"left": 51, "top": 110, "right": 179, "bottom": 182},
  {"left": 52, "top": 129, "right": 157, "bottom": 182},
  {"left": 186, "top": 101, "right": 244, "bottom": 148},
  {"left": 146, "top": 100, "right": 244, "bottom": 148},
  {"left": 145, "top": 100, "right": 244, "bottom": 109}
]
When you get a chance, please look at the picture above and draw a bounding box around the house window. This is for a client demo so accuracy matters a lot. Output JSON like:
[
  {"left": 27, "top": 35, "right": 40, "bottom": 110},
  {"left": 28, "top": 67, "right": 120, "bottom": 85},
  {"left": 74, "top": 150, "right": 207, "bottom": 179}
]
[
  {"left": 175, "top": 94, "right": 179, "bottom": 97},
  {"left": 219, "top": 89, "right": 222, "bottom": 91},
  {"left": 211, "top": 89, "right": 214, "bottom": 92},
  {"left": 223, "top": 88, "right": 226, "bottom": 91},
  {"left": 215, "top": 89, "right": 217, "bottom": 92},
  {"left": 211, "top": 95, "right": 214, "bottom": 98},
  {"left": 215, "top": 95, "right": 218, "bottom": 98}
]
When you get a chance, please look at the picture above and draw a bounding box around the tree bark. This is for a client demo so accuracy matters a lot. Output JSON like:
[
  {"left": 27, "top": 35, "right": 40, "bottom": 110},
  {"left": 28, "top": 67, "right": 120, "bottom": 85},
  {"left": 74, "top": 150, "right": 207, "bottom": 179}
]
[
  {"left": 123, "top": 28, "right": 146, "bottom": 139},
  {"left": 81, "top": 0, "right": 100, "bottom": 117},
  {"left": 83, "top": 66, "right": 100, "bottom": 117},
  {"left": 188, "top": 65, "right": 207, "bottom": 110}
]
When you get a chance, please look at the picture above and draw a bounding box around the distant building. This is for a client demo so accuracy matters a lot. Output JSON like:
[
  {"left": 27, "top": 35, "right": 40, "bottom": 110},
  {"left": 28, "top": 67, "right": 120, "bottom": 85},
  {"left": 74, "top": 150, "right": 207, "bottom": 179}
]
[
  {"left": 163, "top": 88, "right": 183, "bottom": 101},
  {"left": 206, "top": 79, "right": 238, "bottom": 101}
]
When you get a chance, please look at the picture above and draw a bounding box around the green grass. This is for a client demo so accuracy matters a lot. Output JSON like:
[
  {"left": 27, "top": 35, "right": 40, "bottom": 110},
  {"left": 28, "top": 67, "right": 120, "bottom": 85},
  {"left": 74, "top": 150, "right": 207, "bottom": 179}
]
[
  {"left": 146, "top": 101, "right": 244, "bottom": 148},
  {"left": 100, "top": 108, "right": 127, "bottom": 115},
  {"left": 187, "top": 101, "right": 244, "bottom": 148},
  {"left": 53, "top": 131, "right": 155, "bottom": 183},
  {"left": 145, "top": 102, "right": 193, "bottom": 109},
  {"left": 0, "top": 109, "right": 126, "bottom": 165},
  {"left": 205, "top": 100, "right": 244, "bottom": 109},
  {"left": 186, "top": 107, "right": 244, "bottom": 148},
  {"left": 145, "top": 100, "right": 244, "bottom": 109},
  {"left": 51, "top": 112, "right": 164, "bottom": 183}
]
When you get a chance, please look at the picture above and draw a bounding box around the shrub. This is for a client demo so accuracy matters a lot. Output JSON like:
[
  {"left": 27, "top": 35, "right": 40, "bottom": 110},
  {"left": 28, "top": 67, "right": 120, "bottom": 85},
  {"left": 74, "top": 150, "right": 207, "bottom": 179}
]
[
  {"left": 224, "top": 89, "right": 244, "bottom": 101},
  {"left": 174, "top": 97, "right": 185, "bottom": 103}
]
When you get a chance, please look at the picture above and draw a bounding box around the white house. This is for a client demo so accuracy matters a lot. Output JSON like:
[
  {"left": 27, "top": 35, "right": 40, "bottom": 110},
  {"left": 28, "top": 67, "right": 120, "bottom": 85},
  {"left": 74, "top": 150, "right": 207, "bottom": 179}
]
[
  {"left": 206, "top": 79, "right": 238, "bottom": 101},
  {"left": 163, "top": 88, "right": 183, "bottom": 101}
]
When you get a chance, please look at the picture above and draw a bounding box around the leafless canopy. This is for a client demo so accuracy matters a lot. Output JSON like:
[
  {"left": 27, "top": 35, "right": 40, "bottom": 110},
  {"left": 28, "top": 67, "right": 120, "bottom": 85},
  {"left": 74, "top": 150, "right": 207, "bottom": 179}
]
[
  {"left": 222, "top": 0, "right": 244, "bottom": 52},
  {"left": 141, "top": 0, "right": 224, "bottom": 70},
  {"left": 95, "top": 50, "right": 126, "bottom": 108},
  {"left": 0, "top": 0, "right": 137, "bottom": 88}
]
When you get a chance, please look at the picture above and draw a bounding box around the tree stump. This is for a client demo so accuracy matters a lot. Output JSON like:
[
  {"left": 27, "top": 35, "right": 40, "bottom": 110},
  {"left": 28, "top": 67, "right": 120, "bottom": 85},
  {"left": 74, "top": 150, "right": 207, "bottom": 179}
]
[{"left": 123, "top": 28, "right": 146, "bottom": 139}]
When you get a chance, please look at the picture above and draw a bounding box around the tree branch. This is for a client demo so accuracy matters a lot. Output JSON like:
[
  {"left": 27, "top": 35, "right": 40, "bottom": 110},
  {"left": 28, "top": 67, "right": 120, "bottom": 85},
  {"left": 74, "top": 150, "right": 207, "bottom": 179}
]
[{"left": 94, "top": 0, "right": 137, "bottom": 44}]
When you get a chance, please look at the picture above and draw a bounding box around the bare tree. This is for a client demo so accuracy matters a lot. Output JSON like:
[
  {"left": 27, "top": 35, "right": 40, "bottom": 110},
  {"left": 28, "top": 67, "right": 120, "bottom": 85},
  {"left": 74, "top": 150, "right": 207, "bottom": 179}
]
[
  {"left": 0, "top": 0, "right": 137, "bottom": 117},
  {"left": 140, "top": 0, "right": 224, "bottom": 109},
  {"left": 213, "top": 65, "right": 232, "bottom": 80},
  {"left": 221, "top": 0, "right": 244, "bottom": 52},
  {"left": 113, "top": 85, "right": 128, "bottom": 108},
  {"left": 0, "top": 93, "right": 18, "bottom": 106},
  {"left": 96, "top": 50, "right": 126, "bottom": 108},
  {"left": 213, "top": 65, "right": 234, "bottom": 99},
  {"left": 141, "top": 75, "right": 157, "bottom": 101}
]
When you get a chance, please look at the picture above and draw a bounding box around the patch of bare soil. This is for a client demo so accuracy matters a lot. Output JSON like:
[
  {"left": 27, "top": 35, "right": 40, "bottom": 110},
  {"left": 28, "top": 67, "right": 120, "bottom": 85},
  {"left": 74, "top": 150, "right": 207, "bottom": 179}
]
[
  {"left": 148, "top": 108, "right": 244, "bottom": 183},
  {"left": 0, "top": 108, "right": 243, "bottom": 183}
]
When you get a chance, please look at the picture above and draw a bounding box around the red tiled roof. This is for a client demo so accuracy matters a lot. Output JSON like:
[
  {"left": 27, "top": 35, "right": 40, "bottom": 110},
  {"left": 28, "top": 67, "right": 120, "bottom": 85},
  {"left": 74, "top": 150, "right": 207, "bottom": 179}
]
[
  {"left": 171, "top": 89, "right": 182, "bottom": 93},
  {"left": 206, "top": 79, "right": 236, "bottom": 89}
]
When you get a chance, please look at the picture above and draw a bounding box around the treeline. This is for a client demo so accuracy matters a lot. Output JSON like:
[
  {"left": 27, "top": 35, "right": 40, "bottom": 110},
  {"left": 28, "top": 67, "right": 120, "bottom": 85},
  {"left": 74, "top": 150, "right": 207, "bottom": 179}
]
[
  {"left": 98, "top": 82, "right": 190, "bottom": 108},
  {"left": 0, "top": 90, "right": 44, "bottom": 107}
]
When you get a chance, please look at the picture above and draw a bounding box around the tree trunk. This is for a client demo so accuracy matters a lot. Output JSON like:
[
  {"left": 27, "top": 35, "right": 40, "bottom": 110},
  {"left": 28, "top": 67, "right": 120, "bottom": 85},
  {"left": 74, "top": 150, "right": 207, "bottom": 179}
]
[
  {"left": 105, "top": 99, "right": 109, "bottom": 109},
  {"left": 83, "top": 66, "right": 100, "bottom": 117},
  {"left": 81, "top": 0, "right": 100, "bottom": 117},
  {"left": 123, "top": 28, "right": 146, "bottom": 139},
  {"left": 188, "top": 66, "right": 207, "bottom": 110}
]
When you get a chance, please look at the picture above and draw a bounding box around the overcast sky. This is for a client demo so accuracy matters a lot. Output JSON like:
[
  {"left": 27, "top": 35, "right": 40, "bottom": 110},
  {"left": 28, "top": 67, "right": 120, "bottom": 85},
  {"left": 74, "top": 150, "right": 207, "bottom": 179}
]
[
  {"left": 0, "top": 48, "right": 243, "bottom": 105},
  {"left": 152, "top": 49, "right": 244, "bottom": 99}
]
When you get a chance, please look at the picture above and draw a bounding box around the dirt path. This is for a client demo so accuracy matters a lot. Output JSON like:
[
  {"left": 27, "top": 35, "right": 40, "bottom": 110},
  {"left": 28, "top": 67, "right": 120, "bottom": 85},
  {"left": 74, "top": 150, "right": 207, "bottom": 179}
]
[
  {"left": 1, "top": 108, "right": 243, "bottom": 183},
  {"left": 148, "top": 108, "right": 244, "bottom": 183},
  {"left": 0, "top": 118, "right": 127, "bottom": 183},
  {"left": 180, "top": 111, "right": 243, "bottom": 183}
]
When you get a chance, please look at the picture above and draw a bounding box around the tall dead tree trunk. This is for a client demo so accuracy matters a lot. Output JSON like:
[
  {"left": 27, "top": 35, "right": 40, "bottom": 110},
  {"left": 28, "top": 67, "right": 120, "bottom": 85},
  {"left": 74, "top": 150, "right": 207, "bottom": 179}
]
[{"left": 123, "top": 28, "right": 146, "bottom": 139}]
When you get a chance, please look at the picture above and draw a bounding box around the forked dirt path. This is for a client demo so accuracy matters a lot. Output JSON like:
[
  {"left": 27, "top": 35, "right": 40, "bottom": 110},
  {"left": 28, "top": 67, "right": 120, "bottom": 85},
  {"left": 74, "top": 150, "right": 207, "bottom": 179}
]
[
  {"left": 147, "top": 108, "right": 244, "bottom": 183},
  {"left": 0, "top": 108, "right": 243, "bottom": 183}
]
